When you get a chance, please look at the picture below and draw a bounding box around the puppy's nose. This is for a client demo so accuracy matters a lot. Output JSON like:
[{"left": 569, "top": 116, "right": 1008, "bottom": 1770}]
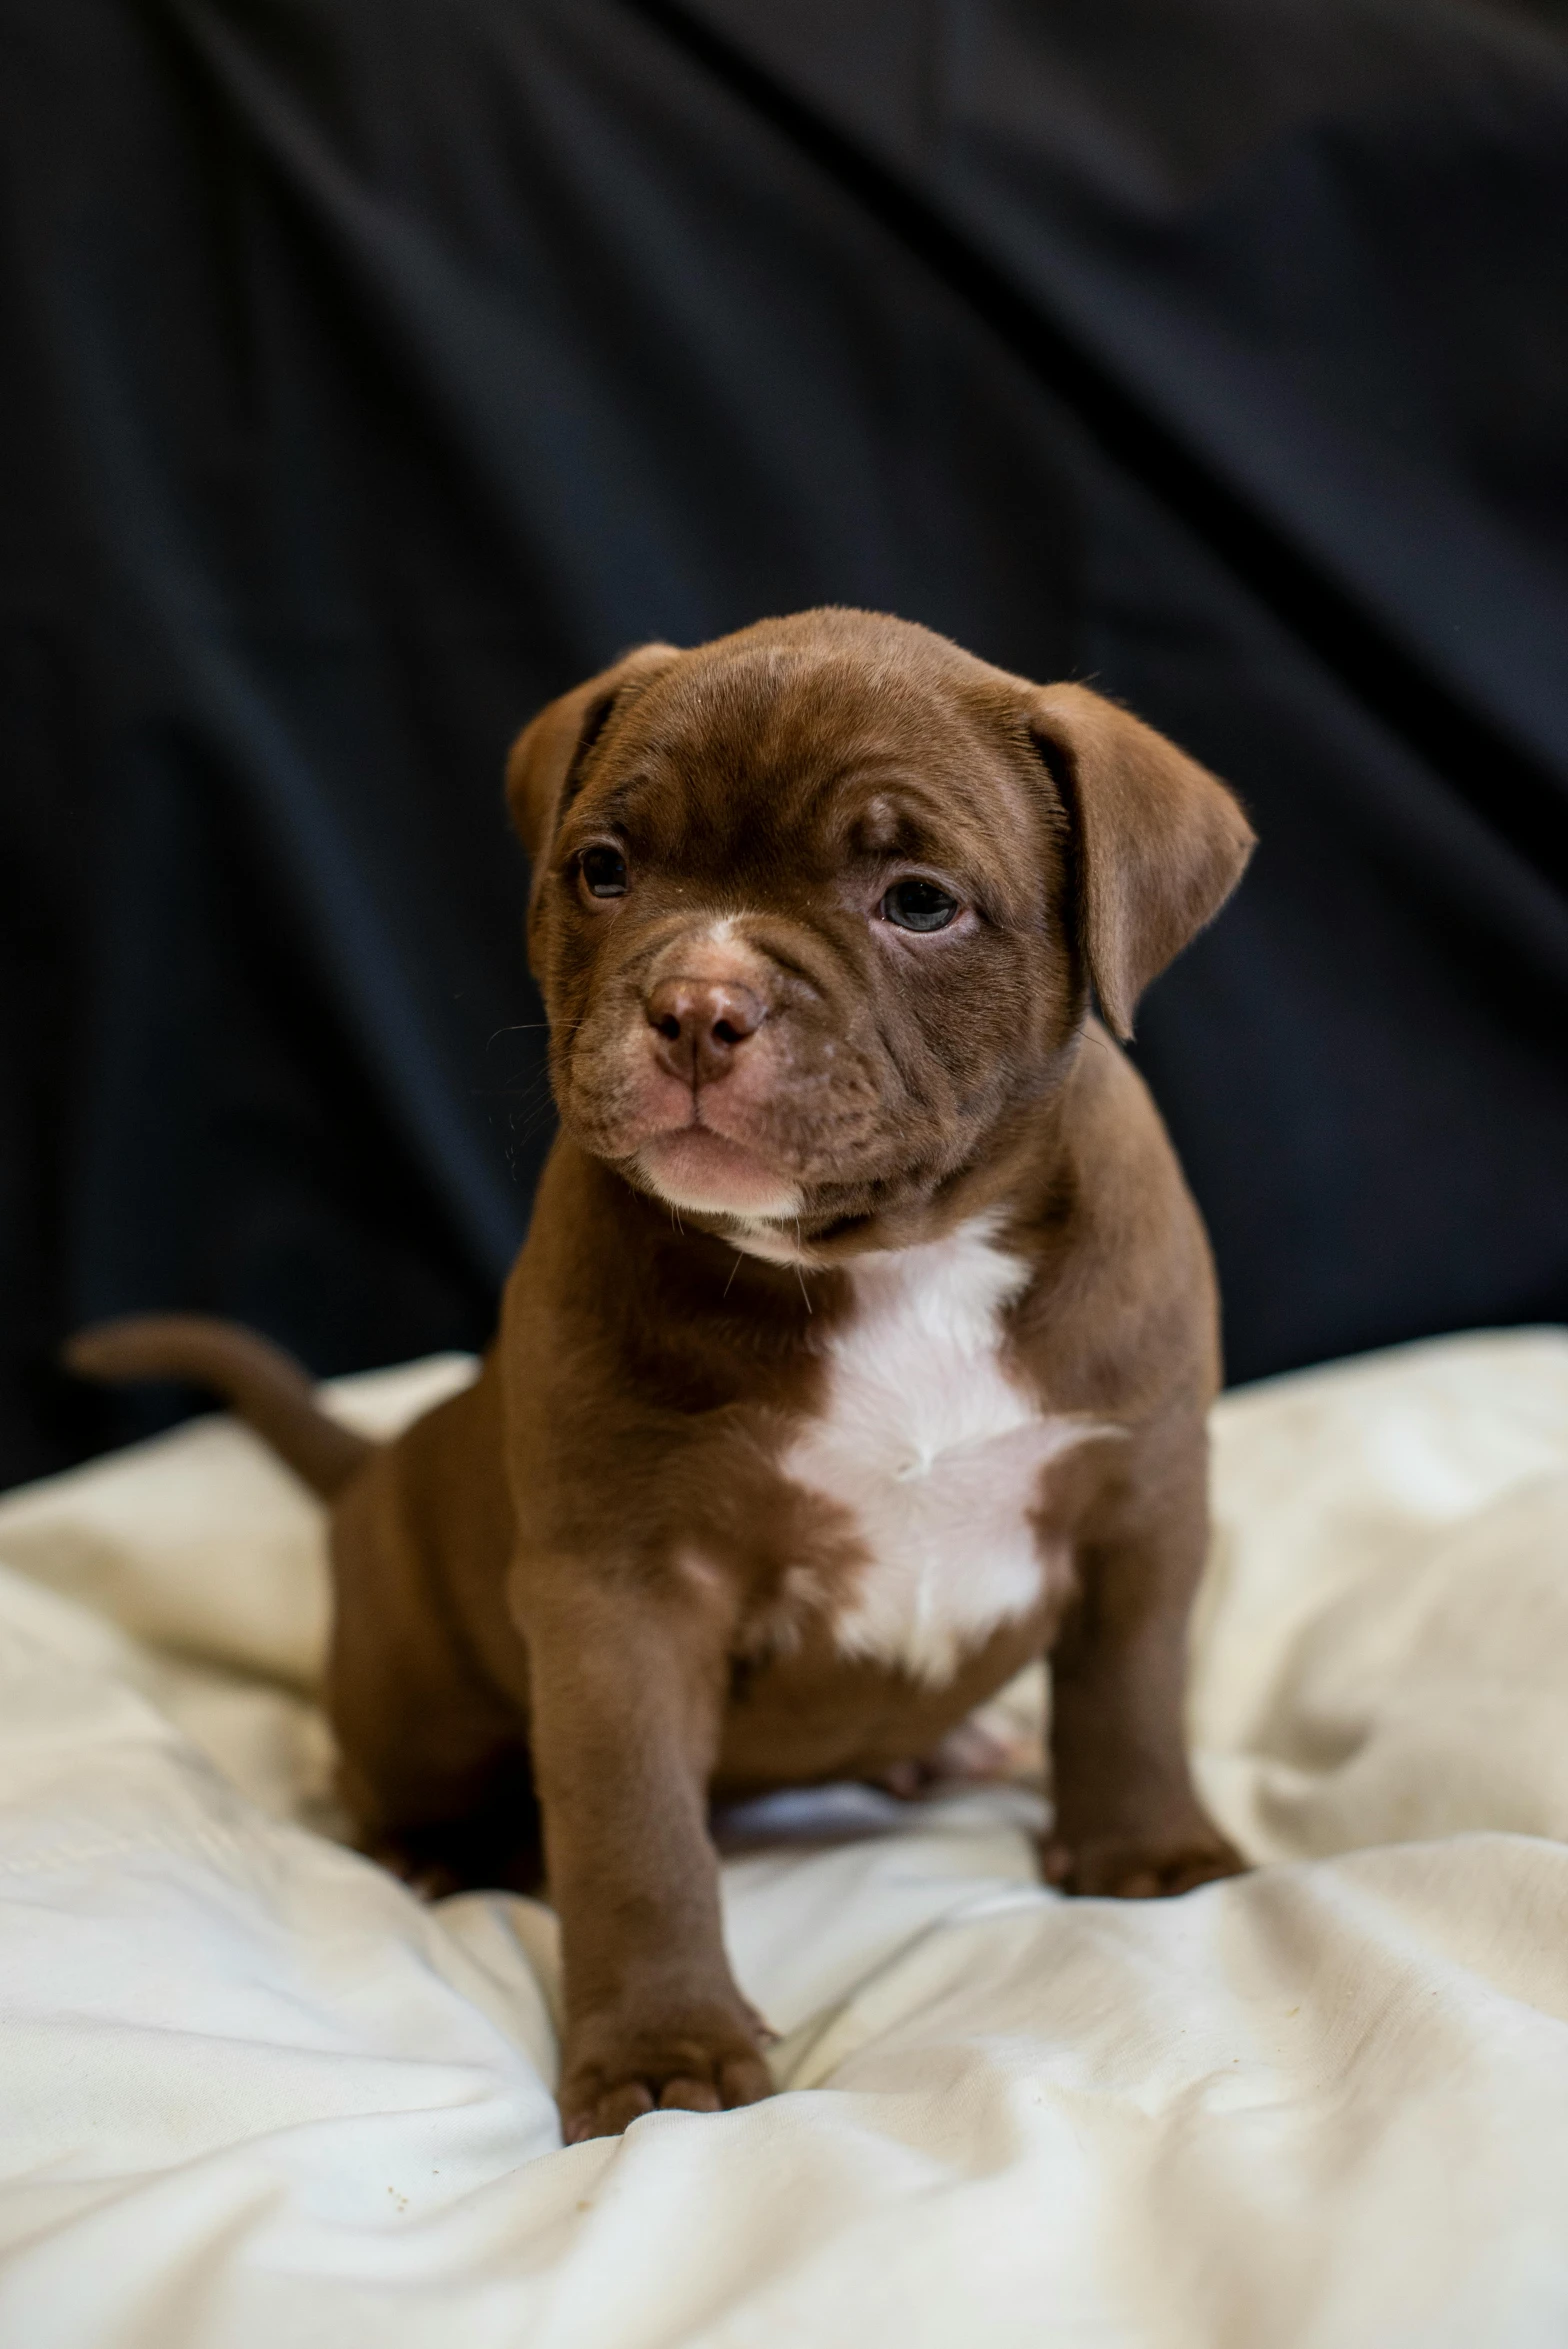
[{"left": 646, "top": 977, "right": 764, "bottom": 1085}]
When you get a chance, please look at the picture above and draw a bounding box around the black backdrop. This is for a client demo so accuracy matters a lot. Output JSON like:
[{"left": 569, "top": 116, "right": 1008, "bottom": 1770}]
[{"left": 4, "top": 0, "right": 1567, "bottom": 1486}]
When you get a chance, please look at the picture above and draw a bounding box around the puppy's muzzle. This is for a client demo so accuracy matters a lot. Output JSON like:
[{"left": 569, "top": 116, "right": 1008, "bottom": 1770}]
[{"left": 646, "top": 977, "right": 764, "bottom": 1088}]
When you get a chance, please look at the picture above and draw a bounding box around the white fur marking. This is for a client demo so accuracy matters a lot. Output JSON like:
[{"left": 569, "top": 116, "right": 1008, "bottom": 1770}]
[{"left": 781, "top": 1220, "right": 1119, "bottom": 1683}]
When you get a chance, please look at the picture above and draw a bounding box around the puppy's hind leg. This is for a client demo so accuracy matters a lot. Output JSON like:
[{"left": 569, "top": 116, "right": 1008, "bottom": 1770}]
[
  {"left": 328, "top": 1441, "right": 542, "bottom": 1898},
  {"left": 346, "top": 1744, "right": 544, "bottom": 1900}
]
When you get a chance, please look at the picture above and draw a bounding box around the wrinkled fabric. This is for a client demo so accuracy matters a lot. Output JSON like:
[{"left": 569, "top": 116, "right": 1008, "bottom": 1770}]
[
  {"left": 1, "top": 1329, "right": 1567, "bottom": 2345},
  {"left": 4, "top": 1, "right": 1568, "bottom": 1485}
]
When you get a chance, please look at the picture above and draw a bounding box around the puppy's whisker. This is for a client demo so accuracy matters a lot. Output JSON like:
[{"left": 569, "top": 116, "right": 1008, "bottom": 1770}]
[
  {"left": 498, "top": 1076, "right": 558, "bottom": 1121},
  {"left": 486, "top": 1014, "right": 587, "bottom": 1049}
]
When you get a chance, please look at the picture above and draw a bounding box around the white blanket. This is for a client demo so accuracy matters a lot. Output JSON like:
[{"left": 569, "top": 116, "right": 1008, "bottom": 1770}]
[{"left": 2, "top": 1330, "right": 1568, "bottom": 2346}]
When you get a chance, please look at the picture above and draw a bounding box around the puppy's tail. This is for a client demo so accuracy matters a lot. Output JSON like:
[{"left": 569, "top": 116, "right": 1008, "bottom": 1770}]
[{"left": 62, "top": 1314, "right": 374, "bottom": 1499}]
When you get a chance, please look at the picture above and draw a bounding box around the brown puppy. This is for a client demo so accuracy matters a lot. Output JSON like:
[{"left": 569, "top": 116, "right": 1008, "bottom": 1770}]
[{"left": 69, "top": 608, "right": 1255, "bottom": 2143}]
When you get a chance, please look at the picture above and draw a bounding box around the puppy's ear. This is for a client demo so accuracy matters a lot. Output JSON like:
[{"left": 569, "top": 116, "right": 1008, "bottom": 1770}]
[
  {"left": 1029, "top": 684, "right": 1255, "bottom": 1041},
  {"left": 505, "top": 643, "right": 680, "bottom": 869}
]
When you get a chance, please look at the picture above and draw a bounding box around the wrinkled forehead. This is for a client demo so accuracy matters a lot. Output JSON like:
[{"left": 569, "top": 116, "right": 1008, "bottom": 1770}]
[{"left": 571, "top": 646, "right": 1039, "bottom": 881}]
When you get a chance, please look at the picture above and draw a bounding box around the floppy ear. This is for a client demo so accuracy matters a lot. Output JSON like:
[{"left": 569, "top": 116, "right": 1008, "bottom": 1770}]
[
  {"left": 505, "top": 642, "right": 680, "bottom": 873},
  {"left": 1029, "top": 683, "right": 1255, "bottom": 1041}
]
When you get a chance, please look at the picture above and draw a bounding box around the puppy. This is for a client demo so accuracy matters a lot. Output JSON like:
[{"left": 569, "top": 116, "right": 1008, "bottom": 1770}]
[{"left": 69, "top": 608, "right": 1255, "bottom": 2142}]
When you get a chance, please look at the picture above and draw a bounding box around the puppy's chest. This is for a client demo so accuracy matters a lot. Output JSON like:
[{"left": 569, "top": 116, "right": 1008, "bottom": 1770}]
[{"left": 774, "top": 1226, "right": 1106, "bottom": 1684}]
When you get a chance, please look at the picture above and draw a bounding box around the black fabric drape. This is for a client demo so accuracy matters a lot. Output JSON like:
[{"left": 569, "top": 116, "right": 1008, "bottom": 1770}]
[{"left": 3, "top": 0, "right": 1566, "bottom": 1484}]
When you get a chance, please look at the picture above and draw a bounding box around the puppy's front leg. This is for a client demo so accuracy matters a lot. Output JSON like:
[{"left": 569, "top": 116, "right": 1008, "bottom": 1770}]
[
  {"left": 1043, "top": 1433, "right": 1245, "bottom": 1900},
  {"left": 512, "top": 1558, "right": 772, "bottom": 2141}
]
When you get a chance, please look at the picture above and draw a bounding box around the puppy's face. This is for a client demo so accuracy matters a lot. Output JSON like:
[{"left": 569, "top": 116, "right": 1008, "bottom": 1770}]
[{"left": 509, "top": 612, "right": 1252, "bottom": 1244}]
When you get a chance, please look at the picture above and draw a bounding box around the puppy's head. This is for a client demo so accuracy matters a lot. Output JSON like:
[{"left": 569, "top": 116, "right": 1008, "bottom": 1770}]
[{"left": 507, "top": 611, "right": 1252, "bottom": 1245}]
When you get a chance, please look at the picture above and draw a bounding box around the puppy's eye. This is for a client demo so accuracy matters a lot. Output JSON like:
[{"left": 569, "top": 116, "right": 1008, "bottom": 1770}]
[
  {"left": 579, "top": 845, "right": 628, "bottom": 900},
  {"left": 880, "top": 877, "right": 959, "bottom": 933}
]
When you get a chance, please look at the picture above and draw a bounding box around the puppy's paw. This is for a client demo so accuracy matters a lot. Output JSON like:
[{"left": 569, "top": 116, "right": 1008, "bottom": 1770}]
[
  {"left": 870, "top": 1712, "right": 1042, "bottom": 1801},
  {"left": 1041, "top": 1827, "right": 1247, "bottom": 1899},
  {"left": 559, "top": 2001, "right": 775, "bottom": 2142}
]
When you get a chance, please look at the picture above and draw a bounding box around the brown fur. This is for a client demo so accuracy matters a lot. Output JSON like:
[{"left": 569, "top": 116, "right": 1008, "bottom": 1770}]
[{"left": 69, "top": 609, "right": 1255, "bottom": 2141}]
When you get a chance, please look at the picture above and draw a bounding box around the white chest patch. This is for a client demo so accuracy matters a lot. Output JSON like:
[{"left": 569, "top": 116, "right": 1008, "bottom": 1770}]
[{"left": 780, "top": 1219, "right": 1117, "bottom": 1684}]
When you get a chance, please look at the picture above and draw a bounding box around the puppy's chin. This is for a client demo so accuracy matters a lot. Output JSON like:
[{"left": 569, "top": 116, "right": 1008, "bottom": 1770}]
[{"left": 635, "top": 1130, "right": 800, "bottom": 1221}]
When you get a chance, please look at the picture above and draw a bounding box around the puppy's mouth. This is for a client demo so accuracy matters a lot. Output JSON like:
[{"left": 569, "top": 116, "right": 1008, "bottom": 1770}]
[{"left": 634, "top": 1123, "right": 800, "bottom": 1220}]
